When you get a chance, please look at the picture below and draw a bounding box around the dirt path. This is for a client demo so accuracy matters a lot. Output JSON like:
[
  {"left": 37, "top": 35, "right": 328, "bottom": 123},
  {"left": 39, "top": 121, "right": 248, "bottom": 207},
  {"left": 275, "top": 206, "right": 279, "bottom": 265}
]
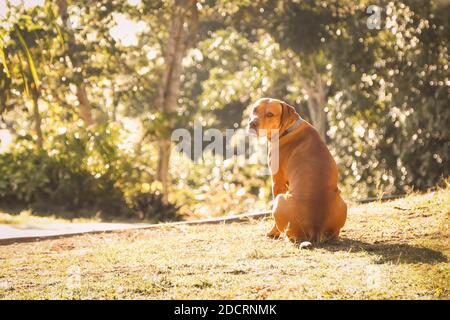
[
  {"left": 0, "top": 222, "right": 153, "bottom": 242},
  {"left": 0, "top": 211, "right": 271, "bottom": 244}
]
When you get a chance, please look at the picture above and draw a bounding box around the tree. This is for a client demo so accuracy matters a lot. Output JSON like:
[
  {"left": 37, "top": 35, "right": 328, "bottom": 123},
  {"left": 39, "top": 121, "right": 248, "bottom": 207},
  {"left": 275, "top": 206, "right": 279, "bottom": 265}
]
[
  {"left": 329, "top": 0, "right": 449, "bottom": 194},
  {"left": 56, "top": 0, "right": 94, "bottom": 125},
  {"left": 0, "top": 4, "right": 55, "bottom": 150},
  {"left": 232, "top": 0, "right": 342, "bottom": 142},
  {"left": 151, "top": 0, "right": 198, "bottom": 203}
]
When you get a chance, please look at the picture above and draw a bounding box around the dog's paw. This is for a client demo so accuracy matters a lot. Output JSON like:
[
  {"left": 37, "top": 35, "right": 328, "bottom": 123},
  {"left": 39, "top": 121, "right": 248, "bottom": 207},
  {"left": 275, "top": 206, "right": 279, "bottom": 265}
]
[
  {"left": 266, "top": 231, "right": 281, "bottom": 239},
  {"left": 298, "top": 241, "right": 313, "bottom": 249},
  {"left": 266, "top": 225, "right": 281, "bottom": 239}
]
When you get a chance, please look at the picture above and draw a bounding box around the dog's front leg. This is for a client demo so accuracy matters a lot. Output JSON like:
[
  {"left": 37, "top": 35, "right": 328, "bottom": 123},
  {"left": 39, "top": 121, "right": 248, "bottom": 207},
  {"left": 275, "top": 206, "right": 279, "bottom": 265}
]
[
  {"left": 272, "top": 172, "right": 288, "bottom": 197},
  {"left": 267, "top": 173, "right": 288, "bottom": 239}
]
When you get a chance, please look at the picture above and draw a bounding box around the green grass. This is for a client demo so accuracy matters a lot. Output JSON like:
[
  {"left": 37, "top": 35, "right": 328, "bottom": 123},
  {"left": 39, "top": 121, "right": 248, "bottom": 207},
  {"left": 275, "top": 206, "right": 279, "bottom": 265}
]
[
  {"left": 0, "top": 210, "right": 100, "bottom": 225},
  {"left": 0, "top": 188, "right": 449, "bottom": 299}
]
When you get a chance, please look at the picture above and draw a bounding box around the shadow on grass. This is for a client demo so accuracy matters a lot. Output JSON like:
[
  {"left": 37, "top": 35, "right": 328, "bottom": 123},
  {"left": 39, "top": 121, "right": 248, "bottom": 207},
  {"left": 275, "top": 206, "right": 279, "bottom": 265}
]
[{"left": 319, "top": 238, "right": 448, "bottom": 264}]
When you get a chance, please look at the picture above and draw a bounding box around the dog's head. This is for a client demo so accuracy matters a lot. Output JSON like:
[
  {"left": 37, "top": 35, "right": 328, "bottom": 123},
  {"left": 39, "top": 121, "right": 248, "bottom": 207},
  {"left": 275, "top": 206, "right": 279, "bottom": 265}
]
[{"left": 248, "top": 98, "right": 299, "bottom": 138}]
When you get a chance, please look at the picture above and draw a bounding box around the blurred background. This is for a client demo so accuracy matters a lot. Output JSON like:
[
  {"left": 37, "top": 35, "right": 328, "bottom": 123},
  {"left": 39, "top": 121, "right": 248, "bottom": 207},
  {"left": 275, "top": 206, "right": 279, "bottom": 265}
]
[{"left": 0, "top": 0, "right": 448, "bottom": 223}]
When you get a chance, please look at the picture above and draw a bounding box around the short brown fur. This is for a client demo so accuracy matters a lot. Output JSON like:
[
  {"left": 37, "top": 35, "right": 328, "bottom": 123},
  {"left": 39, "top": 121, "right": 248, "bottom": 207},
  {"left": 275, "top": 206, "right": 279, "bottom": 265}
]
[{"left": 248, "top": 98, "right": 347, "bottom": 243}]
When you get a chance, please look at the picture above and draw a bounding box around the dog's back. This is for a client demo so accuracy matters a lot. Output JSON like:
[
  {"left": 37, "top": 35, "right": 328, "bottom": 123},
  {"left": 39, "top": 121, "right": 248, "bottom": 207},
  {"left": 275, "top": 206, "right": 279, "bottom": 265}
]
[{"left": 276, "top": 121, "right": 347, "bottom": 242}]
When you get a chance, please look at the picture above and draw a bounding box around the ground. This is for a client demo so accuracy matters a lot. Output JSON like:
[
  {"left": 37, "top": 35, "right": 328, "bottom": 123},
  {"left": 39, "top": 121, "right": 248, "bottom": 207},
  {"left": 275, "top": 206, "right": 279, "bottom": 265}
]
[
  {"left": 0, "top": 210, "right": 99, "bottom": 225},
  {"left": 0, "top": 188, "right": 449, "bottom": 299}
]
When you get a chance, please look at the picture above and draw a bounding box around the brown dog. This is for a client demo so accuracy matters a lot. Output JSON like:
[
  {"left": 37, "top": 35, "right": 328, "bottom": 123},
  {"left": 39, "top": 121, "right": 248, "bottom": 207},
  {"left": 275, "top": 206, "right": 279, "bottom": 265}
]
[{"left": 248, "top": 97, "right": 347, "bottom": 243}]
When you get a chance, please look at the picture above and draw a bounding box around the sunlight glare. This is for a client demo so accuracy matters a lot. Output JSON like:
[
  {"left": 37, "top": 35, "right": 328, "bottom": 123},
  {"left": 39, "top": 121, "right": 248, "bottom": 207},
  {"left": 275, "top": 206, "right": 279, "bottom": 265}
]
[
  {"left": 0, "top": 0, "right": 7, "bottom": 18},
  {"left": 0, "top": 129, "right": 12, "bottom": 153},
  {"left": 118, "top": 117, "right": 142, "bottom": 151},
  {"left": 1, "top": 0, "right": 45, "bottom": 17},
  {"left": 127, "top": 0, "right": 141, "bottom": 5},
  {"left": 110, "top": 13, "right": 147, "bottom": 47},
  {"left": 10, "top": 0, "right": 44, "bottom": 9},
  {"left": 23, "top": 0, "right": 44, "bottom": 10}
]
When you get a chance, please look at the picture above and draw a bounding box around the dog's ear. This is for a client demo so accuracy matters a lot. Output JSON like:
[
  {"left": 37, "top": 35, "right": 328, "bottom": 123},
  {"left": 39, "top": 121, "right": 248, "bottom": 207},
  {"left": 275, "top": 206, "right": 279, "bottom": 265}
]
[{"left": 279, "top": 102, "right": 298, "bottom": 133}]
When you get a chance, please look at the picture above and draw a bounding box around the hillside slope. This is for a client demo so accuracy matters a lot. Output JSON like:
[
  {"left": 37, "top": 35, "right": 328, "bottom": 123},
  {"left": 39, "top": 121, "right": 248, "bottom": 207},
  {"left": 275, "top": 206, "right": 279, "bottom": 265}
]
[{"left": 0, "top": 188, "right": 449, "bottom": 299}]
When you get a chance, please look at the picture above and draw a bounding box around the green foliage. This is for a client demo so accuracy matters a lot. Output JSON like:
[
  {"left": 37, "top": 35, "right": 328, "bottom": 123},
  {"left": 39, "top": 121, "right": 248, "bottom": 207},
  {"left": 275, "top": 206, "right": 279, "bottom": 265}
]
[
  {"left": 131, "top": 192, "right": 182, "bottom": 222},
  {"left": 169, "top": 151, "right": 271, "bottom": 217},
  {"left": 0, "top": 0, "right": 448, "bottom": 221},
  {"left": 14, "top": 27, "right": 40, "bottom": 89},
  {"left": 0, "top": 127, "right": 129, "bottom": 217},
  {"left": 0, "top": 2, "right": 58, "bottom": 106},
  {"left": 233, "top": 0, "right": 449, "bottom": 197},
  {"left": 0, "top": 120, "right": 186, "bottom": 221},
  {"left": 328, "top": 0, "right": 449, "bottom": 195}
]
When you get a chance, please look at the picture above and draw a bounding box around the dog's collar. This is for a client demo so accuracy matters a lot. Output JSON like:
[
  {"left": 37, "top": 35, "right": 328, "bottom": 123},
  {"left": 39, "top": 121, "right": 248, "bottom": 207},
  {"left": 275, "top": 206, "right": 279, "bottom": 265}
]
[{"left": 280, "top": 118, "right": 302, "bottom": 138}]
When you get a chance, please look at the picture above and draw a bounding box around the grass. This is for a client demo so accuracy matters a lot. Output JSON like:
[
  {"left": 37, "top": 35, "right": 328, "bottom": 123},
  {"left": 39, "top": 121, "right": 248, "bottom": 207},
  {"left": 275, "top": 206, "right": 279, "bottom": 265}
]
[
  {"left": 0, "top": 187, "right": 449, "bottom": 299},
  {"left": 0, "top": 209, "right": 101, "bottom": 225}
]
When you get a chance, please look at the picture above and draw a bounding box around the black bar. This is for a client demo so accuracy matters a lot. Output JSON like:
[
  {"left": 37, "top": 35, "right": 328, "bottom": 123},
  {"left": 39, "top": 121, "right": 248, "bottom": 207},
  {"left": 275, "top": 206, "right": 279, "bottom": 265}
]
[{"left": 0, "top": 300, "right": 444, "bottom": 318}]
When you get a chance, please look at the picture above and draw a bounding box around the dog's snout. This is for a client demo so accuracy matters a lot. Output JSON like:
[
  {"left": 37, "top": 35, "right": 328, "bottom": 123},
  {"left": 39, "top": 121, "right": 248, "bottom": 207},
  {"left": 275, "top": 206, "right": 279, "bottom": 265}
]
[{"left": 249, "top": 118, "right": 259, "bottom": 129}]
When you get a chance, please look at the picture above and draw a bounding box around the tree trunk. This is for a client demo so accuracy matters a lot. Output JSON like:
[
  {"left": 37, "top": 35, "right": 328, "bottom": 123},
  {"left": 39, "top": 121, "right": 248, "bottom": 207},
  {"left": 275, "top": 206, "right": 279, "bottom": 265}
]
[
  {"left": 32, "top": 89, "right": 43, "bottom": 150},
  {"left": 156, "top": 139, "right": 172, "bottom": 199},
  {"left": 56, "top": 0, "right": 94, "bottom": 125},
  {"left": 306, "top": 85, "right": 327, "bottom": 142},
  {"left": 75, "top": 84, "right": 93, "bottom": 124},
  {"left": 156, "top": 0, "right": 198, "bottom": 204},
  {"left": 300, "top": 59, "right": 328, "bottom": 142}
]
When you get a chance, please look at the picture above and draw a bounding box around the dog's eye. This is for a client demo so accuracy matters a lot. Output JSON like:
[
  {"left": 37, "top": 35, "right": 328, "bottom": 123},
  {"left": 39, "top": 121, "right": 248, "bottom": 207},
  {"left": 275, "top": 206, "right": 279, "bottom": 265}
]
[{"left": 266, "top": 112, "right": 274, "bottom": 117}]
